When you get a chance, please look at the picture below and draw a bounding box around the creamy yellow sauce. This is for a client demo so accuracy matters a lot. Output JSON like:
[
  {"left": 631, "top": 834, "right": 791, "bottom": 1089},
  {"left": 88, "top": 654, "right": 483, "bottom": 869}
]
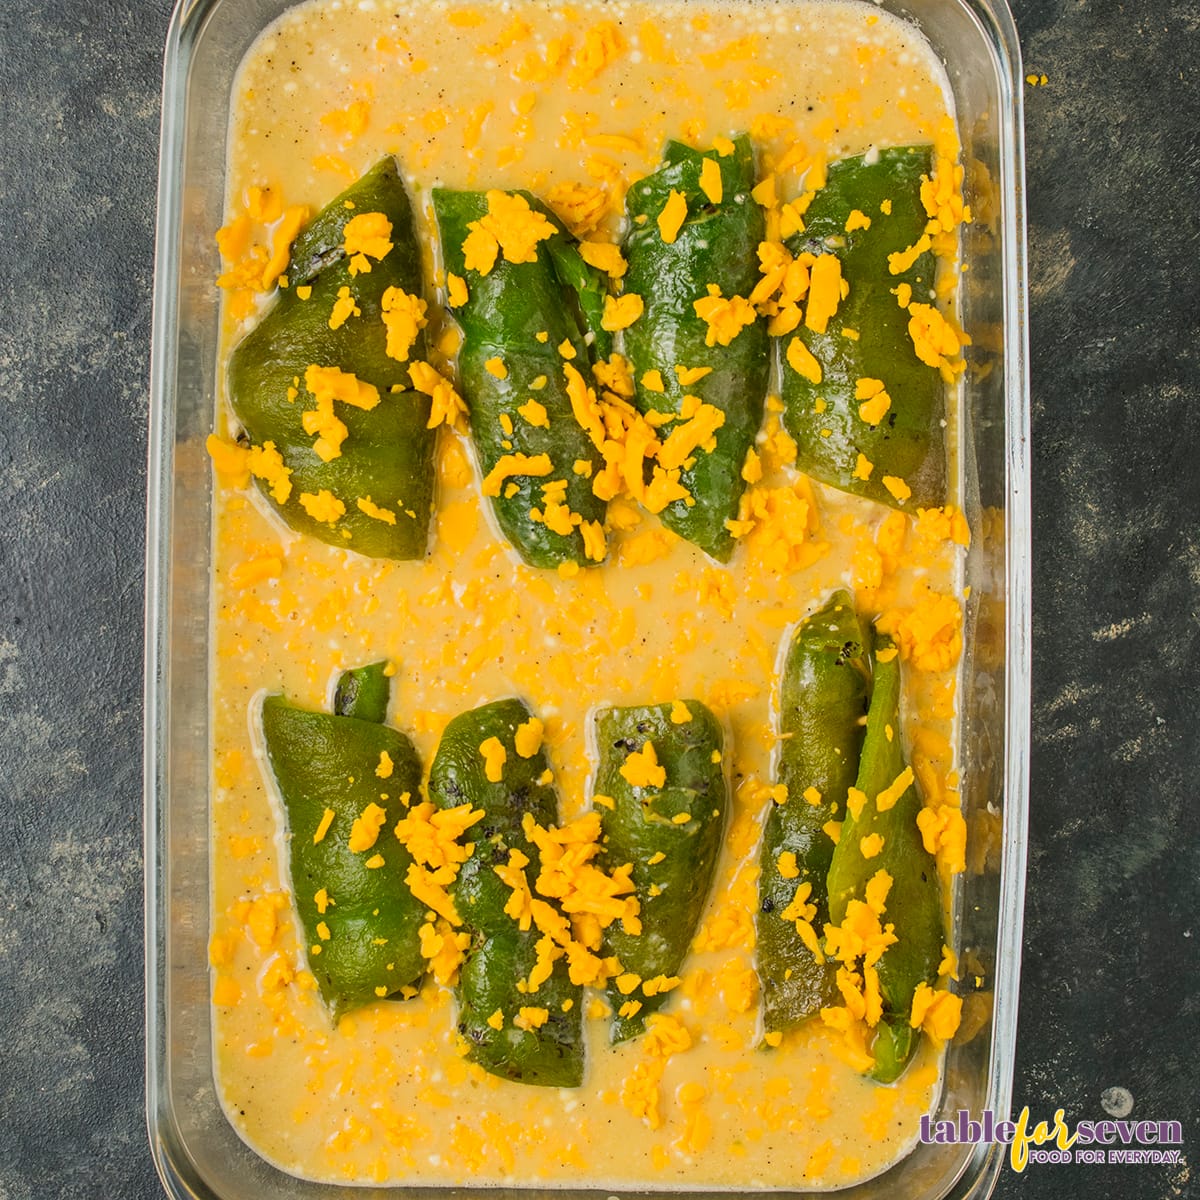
[{"left": 209, "top": 0, "right": 967, "bottom": 1188}]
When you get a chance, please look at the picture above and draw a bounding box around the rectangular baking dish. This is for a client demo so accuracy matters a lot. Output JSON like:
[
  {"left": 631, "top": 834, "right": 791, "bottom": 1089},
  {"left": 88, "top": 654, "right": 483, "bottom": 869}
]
[{"left": 144, "top": 0, "right": 1030, "bottom": 1196}]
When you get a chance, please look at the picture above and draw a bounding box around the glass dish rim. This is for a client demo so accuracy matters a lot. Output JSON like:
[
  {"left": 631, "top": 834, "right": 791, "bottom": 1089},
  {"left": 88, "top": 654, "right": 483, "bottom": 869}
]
[{"left": 143, "top": 0, "right": 1031, "bottom": 1194}]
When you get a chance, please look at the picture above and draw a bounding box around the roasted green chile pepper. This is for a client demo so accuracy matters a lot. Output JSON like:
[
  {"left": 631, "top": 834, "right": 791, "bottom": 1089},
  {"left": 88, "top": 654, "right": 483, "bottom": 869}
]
[
  {"left": 433, "top": 191, "right": 609, "bottom": 570},
  {"left": 427, "top": 698, "right": 584, "bottom": 1087},
  {"left": 229, "top": 157, "right": 436, "bottom": 558},
  {"left": 623, "top": 136, "right": 768, "bottom": 561},
  {"left": 758, "top": 591, "right": 871, "bottom": 1034},
  {"left": 332, "top": 659, "right": 391, "bottom": 723},
  {"left": 261, "top": 665, "right": 425, "bottom": 1018},
  {"left": 592, "top": 702, "right": 727, "bottom": 1042},
  {"left": 781, "top": 147, "right": 947, "bottom": 510},
  {"left": 826, "top": 633, "right": 943, "bottom": 1082}
]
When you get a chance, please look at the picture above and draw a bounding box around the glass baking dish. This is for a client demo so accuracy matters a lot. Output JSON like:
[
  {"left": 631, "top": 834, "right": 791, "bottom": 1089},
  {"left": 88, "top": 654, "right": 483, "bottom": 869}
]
[{"left": 144, "top": 0, "right": 1030, "bottom": 1195}]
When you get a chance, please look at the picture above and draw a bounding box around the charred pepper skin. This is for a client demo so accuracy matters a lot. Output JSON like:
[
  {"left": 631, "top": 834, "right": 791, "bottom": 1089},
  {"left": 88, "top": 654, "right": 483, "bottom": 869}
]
[
  {"left": 758, "top": 591, "right": 871, "bottom": 1033},
  {"left": 261, "top": 668, "right": 425, "bottom": 1019},
  {"left": 826, "top": 633, "right": 944, "bottom": 1082},
  {"left": 433, "top": 191, "right": 609, "bottom": 570},
  {"left": 427, "top": 698, "right": 584, "bottom": 1087},
  {"left": 228, "top": 158, "right": 437, "bottom": 559},
  {"left": 623, "top": 136, "right": 768, "bottom": 561},
  {"left": 592, "top": 702, "right": 727, "bottom": 1042},
  {"left": 781, "top": 147, "right": 947, "bottom": 510}
]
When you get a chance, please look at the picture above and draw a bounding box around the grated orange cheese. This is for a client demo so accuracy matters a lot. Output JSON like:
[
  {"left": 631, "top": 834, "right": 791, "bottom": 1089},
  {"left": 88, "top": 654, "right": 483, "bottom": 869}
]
[
  {"left": 312, "top": 807, "right": 335, "bottom": 845},
  {"left": 620, "top": 741, "right": 667, "bottom": 789},
  {"left": 907, "top": 302, "right": 967, "bottom": 380},
  {"left": 513, "top": 716, "right": 544, "bottom": 758},
  {"left": 858, "top": 833, "right": 884, "bottom": 859},
  {"left": 804, "top": 254, "right": 844, "bottom": 334},
  {"left": 887, "top": 233, "right": 932, "bottom": 276},
  {"left": 298, "top": 490, "right": 346, "bottom": 524},
  {"left": 601, "top": 292, "right": 644, "bottom": 331},
  {"left": 480, "top": 452, "right": 553, "bottom": 497},
  {"left": 409, "top": 360, "right": 469, "bottom": 431},
  {"left": 656, "top": 189, "right": 689, "bottom": 243},
  {"left": 515, "top": 1005, "right": 551, "bottom": 1030},
  {"left": 395, "top": 801, "right": 485, "bottom": 872},
  {"left": 328, "top": 285, "right": 361, "bottom": 330},
  {"left": 380, "top": 287, "right": 428, "bottom": 362},
  {"left": 909, "top": 981, "right": 963, "bottom": 1040},
  {"left": 343, "top": 211, "right": 394, "bottom": 274},
  {"left": 348, "top": 802, "right": 389, "bottom": 852},
  {"left": 916, "top": 804, "right": 968, "bottom": 875},
  {"left": 874, "top": 766, "right": 913, "bottom": 812},
  {"left": 579, "top": 239, "right": 627, "bottom": 278},
  {"left": 462, "top": 190, "right": 556, "bottom": 275},
  {"left": 543, "top": 181, "right": 609, "bottom": 238},
  {"left": 877, "top": 583, "right": 963, "bottom": 672},
  {"left": 786, "top": 337, "right": 822, "bottom": 384},
  {"left": 693, "top": 286, "right": 757, "bottom": 347},
  {"left": 699, "top": 157, "right": 724, "bottom": 204},
  {"left": 356, "top": 496, "right": 398, "bottom": 525},
  {"left": 567, "top": 21, "right": 623, "bottom": 87},
  {"left": 479, "top": 736, "right": 507, "bottom": 783},
  {"left": 854, "top": 376, "right": 891, "bottom": 425},
  {"left": 656, "top": 403, "right": 725, "bottom": 471},
  {"left": 405, "top": 863, "right": 462, "bottom": 926}
]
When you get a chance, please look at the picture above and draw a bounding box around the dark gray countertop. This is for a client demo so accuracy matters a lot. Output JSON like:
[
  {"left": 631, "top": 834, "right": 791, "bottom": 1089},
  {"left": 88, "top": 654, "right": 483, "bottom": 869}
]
[{"left": 0, "top": 0, "right": 1196, "bottom": 1196}]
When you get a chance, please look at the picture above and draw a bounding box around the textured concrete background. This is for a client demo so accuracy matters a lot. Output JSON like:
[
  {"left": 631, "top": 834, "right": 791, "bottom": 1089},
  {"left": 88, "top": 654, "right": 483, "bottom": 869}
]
[{"left": 0, "top": 0, "right": 1196, "bottom": 1197}]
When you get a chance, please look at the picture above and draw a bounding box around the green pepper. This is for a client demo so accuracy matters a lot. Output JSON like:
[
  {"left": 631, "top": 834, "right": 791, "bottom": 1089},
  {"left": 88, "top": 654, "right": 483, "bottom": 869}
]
[
  {"left": 427, "top": 698, "right": 583, "bottom": 1087},
  {"left": 826, "top": 632, "right": 943, "bottom": 1081},
  {"left": 432, "top": 191, "right": 609, "bottom": 570},
  {"left": 758, "top": 591, "right": 871, "bottom": 1034},
  {"left": 332, "top": 659, "right": 391, "bottom": 723},
  {"left": 622, "top": 136, "right": 768, "bottom": 561},
  {"left": 260, "top": 664, "right": 425, "bottom": 1018},
  {"left": 780, "top": 147, "right": 946, "bottom": 510},
  {"left": 592, "top": 702, "right": 727, "bottom": 1042},
  {"left": 228, "top": 157, "right": 436, "bottom": 559}
]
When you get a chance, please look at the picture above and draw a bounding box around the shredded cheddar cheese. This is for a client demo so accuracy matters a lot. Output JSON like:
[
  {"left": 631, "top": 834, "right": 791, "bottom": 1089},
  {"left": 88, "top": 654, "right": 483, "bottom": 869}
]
[
  {"left": 479, "top": 736, "right": 508, "bottom": 783},
  {"left": 409, "top": 360, "right": 469, "bottom": 431},
  {"left": 514, "top": 717, "right": 544, "bottom": 758},
  {"left": 343, "top": 211, "right": 394, "bottom": 274},
  {"left": 601, "top": 292, "right": 644, "bottom": 331},
  {"left": 909, "top": 981, "right": 963, "bottom": 1040},
  {"left": 328, "top": 285, "right": 360, "bottom": 330},
  {"left": 345, "top": 803, "right": 389, "bottom": 854},
  {"left": 656, "top": 189, "right": 689, "bottom": 243},
  {"left": 298, "top": 490, "right": 346, "bottom": 524},
  {"left": 462, "top": 190, "right": 556, "bottom": 275},
  {"left": 380, "top": 287, "right": 428, "bottom": 361},
  {"left": 619, "top": 742, "right": 667, "bottom": 789},
  {"left": 693, "top": 286, "right": 756, "bottom": 347},
  {"left": 312, "top": 808, "right": 335, "bottom": 845},
  {"left": 804, "top": 254, "right": 844, "bottom": 334},
  {"left": 579, "top": 239, "right": 627, "bottom": 278},
  {"left": 786, "top": 337, "right": 822, "bottom": 384},
  {"left": 699, "top": 157, "right": 723, "bottom": 204}
]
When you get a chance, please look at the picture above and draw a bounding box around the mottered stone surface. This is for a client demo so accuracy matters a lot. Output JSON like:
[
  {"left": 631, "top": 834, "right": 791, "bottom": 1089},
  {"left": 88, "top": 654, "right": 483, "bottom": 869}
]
[{"left": 0, "top": 0, "right": 1195, "bottom": 1196}]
